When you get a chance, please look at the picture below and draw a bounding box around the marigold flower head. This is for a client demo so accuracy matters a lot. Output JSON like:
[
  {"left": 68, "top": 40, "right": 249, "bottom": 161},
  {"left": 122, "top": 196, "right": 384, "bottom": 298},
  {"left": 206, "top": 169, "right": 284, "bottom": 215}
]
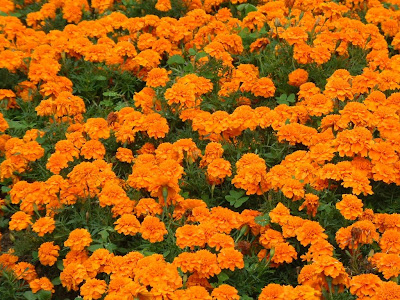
[
  {"left": 336, "top": 194, "right": 363, "bottom": 220},
  {"left": 217, "top": 248, "right": 244, "bottom": 271},
  {"left": 32, "top": 217, "right": 55, "bottom": 237},
  {"left": 296, "top": 220, "right": 328, "bottom": 246},
  {"left": 29, "top": 277, "right": 55, "bottom": 294},
  {"left": 64, "top": 228, "right": 92, "bottom": 251},
  {"left": 80, "top": 278, "right": 107, "bottom": 300},
  {"left": 139, "top": 216, "right": 167, "bottom": 243},
  {"left": 9, "top": 211, "right": 32, "bottom": 231},
  {"left": 146, "top": 67, "right": 170, "bottom": 87},
  {"left": 176, "top": 224, "right": 206, "bottom": 249},
  {"left": 349, "top": 274, "right": 382, "bottom": 298},
  {"left": 114, "top": 214, "right": 141, "bottom": 236},
  {"left": 211, "top": 284, "right": 240, "bottom": 300},
  {"left": 288, "top": 69, "right": 309, "bottom": 87},
  {"left": 12, "top": 262, "right": 37, "bottom": 282}
]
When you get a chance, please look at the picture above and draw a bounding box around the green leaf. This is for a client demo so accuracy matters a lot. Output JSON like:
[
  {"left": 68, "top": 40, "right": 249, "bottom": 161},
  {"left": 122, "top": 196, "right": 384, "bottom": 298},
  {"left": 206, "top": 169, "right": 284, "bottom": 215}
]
[
  {"left": 1, "top": 186, "right": 11, "bottom": 193},
  {"left": 51, "top": 277, "right": 61, "bottom": 286},
  {"left": 184, "top": 64, "right": 194, "bottom": 73},
  {"left": 23, "top": 291, "right": 37, "bottom": 300},
  {"left": 99, "top": 229, "right": 109, "bottom": 241},
  {"left": 56, "top": 260, "right": 64, "bottom": 271},
  {"left": 188, "top": 48, "right": 196, "bottom": 56},
  {"left": 167, "top": 55, "right": 186, "bottom": 65},
  {"left": 105, "top": 243, "right": 117, "bottom": 252},
  {"left": 217, "top": 272, "right": 229, "bottom": 283},
  {"left": 225, "top": 190, "right": 249, "bottom": 208},
  {"left": 94, "top": 75, "right": 107, "bottom": 81},
  {"left": 37, "top": 290, "right": 52, "bottom": 300},
  {"left": 195, "top": 52, "right": 208, "bottom": 61},
  {"left": 103, "top": 91, "right": 120, "bottom": 97},
  {"left": 100, "top": 99, "right": 113, "bottom": 107},
  {"left": 237, "top": 4, "right": 257, "bottom": 15},
  {"left": 32, "top": 251, "right": 38, "bottom": 260},
  {"left": 87, "top": 244, "right": 104, "bottom": 252},
  {"left": 6, "top": 120, "right": 28, "bottom": 130},
  {"left": 241, "top": 296, "right": 253, "bottom": 300},
  {"left": 287, "top": 94, "right": 296, "bottom": 103},
  {"left": 233, "top": 197, "right": 249, "bottom": 208},
  {"left": 255, "top": 214, "right": 270, "bottom": 226}
]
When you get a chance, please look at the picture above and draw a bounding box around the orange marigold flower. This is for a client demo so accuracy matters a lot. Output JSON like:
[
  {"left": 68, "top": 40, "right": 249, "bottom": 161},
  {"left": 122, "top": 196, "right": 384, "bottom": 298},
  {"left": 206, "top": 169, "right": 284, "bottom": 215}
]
[
  {"left": 380, "top": 229, "right": 400, "bottom": 254},
  {"left": 155, "top": 0, "right": 171, "bottom": 11},
  {"left": 281, "top": 27, "right": 308, "bottom": 45},
  {"left": 370, "top": 253, "right": 400, "bottom": 279},
  {"left": 139, "top": 216, "right": 167, "bottom": 243},
  {"left": 313, "top": 255, "right": 349, "bottom": 285},
  {"left": 336, "top": 194, "right": 363, "bottom": 220},
  {"left": 206, "top": 158, "right": 231, "bottom": 185},
  {"left": 175, "top": 224, "right": 206, "bottom": 249},
  {"left": 83, "top": 118, "right": 110, "bottom": 140},
  {"left": 32, "top": 217, "right": 56, "bottom": 237},
  {"left": 251, "top": 77, "right": 276, "bottom": 98},
  {"left": 9, "top": 211, "right": 32, "bottom": 231},
  {"left": 116, "top": 147, "right": 134, "bottom": 163},
  {"left": 60, "top": 263, "right": 88, "bottom": 291},
  {"left": 29, "top": 277, "right": 55, "bottom": 294},
  {"left": 38, "top": 242, "right": 60, "bottom": 266},
  {"left": 135, "top": 198, "right": 163, "bottom": 217},
  {"left": 271, "top": 242, "right": 297, "bottom": 265},
  {"left": 373, "top": 281, "right": 400, "bottom": 300},
  {"left": 114, "top": 214, "right": 141, "bottom": 236},
  {"left": 207, "top": 233, "right": 234, "bottom": 251},
  {"left": 209, "top": 206, "right": 241, "bottom": 234},
  {"left": 80, "top": 278, "right": 107, "bottom": 300},
  {"left": 217, "top": 248, "right": 244, "bottom": 271},
  {"left": 211, "top": 284, "right": 240, "bottom": 300},
  {"left": 232, "top": 153, "right": 269, "bottom": 195},
  {"left": 64, "top": 228, "right": 92, "bottom": 251},
  {"left": 335, "top": 127, "right": 373, "bottom": 157},
  {"left": 80, "top": 140, "right": 106, "bottom": 160},
  {"left": 12, "top": 262, "right": 37, "bottom": 282},
  {"left": 288, "top": 69, "right": 308, "bottom": 87},
  {"left": 299, "top": 194, "right": 319, "bottom": 217},
  {"left": 173, "top": 250, "right": 221, "bottom": 278},
  {"left": 296, "top": 220, "right": 328, "bottom": 246},
  {"left": 269, "top": 203, "right": 291, "bottom": 225},
  {"left": 349, "top": 274, "right": 382, "bottom": 298},
  {"left": 259, "top": 229, "right": 284, "bottom": 249},
  {"left": 324, "top": 77, "right": 353, "bottom": 101},
  {"left": 259, "top": 284, "right": 288, "bottom": 300},
  {"left": 341, "top": 169, "right": 373, "bottom": 196},
  {"left": 146, "top": 68, "right": 170, "bottom": 87}
]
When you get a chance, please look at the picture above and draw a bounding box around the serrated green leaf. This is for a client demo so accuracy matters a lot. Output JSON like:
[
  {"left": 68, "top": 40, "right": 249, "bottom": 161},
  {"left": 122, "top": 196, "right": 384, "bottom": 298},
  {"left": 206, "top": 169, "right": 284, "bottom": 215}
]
[
  {"left": 233, "top": 197, "right": 249, "bottom": 208},
  {"left": 287, "top": 94, "right": 296, "bottom": 103},
  {"left": 37, "top": 290, "right": 52, "bottom": 300},
  {"left": 23, "top": 291, "right": 36, "bottom": 300},
  {"left": 188, "top": 48, "right": 196, "bottom": 56},
  {"left": 167, "top": 55, "right": 186, "bottom": 65},
  {"left": 94, "top": 75, "right": 107, "bottom": 81},
  {"left": 255, "top": 214, "right": 270, "bottom": 226},
  {"left": 217, "top": 272, "right": 229, "bottom": 283},
  {"left": 195, "top": 52, "right": 208, "bottom": 61},
  {"left": 87, "top": 244, "right": 104, "bottom": 252}
]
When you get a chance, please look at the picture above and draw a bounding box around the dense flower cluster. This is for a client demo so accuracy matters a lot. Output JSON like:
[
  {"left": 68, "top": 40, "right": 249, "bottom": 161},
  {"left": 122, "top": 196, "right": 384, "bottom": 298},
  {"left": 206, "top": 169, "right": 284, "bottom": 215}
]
[{"left": 1, "top": 0, "right": 400, "bottom": 299}]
